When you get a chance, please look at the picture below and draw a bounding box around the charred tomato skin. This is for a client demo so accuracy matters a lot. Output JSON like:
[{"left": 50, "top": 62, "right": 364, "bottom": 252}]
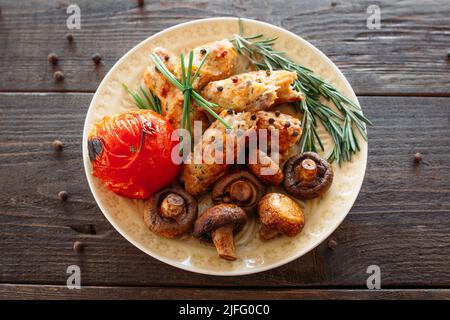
[{"left": 88, "top": 110, "right": 179, "bottom": 199}]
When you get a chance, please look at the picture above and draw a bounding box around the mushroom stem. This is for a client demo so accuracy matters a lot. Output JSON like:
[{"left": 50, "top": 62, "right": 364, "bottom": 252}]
[
  {"left": 211, "top": 225, "right": 237, "bottom": 261},
  {"left": 296, "top": 158, "right": 317, "bottom": 182},
  {"left": 229, "top": 180, "right": 252, "bottom": 203},
  {"left": 259, "top": 224, "right": 280, "bottom": 240},
  {"left": 160, "top": 193, "right": 185, "bottom": 218}
]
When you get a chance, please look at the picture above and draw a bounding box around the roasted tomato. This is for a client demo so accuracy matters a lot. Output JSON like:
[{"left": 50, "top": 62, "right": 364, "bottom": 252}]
[{"left": 87, "top": 110, "right": 179, "bottom": 199}]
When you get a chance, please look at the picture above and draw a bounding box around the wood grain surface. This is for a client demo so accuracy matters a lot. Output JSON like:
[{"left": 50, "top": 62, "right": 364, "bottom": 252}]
[
  {"left": 0, "top": 0, "right": 449, "bottom": 95},
  {"left": 0, "top": 0, "right": 449, "bottom": 299},
  {"left": 1, "top": 93, "right": 449, "bottom": 289},
  {"left": 1, "top": 284, "right": 449, "bottom": 300}
]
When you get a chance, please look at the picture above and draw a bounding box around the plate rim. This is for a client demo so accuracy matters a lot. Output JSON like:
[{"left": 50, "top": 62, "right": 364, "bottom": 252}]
[{"left": 82, "top": 17, "right": 368, "bottom": 276}]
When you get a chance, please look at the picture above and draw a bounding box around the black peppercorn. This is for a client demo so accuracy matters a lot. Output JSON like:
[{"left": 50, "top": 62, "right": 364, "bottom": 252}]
[
  {"left": 227, "top": 108, "right": 233, "bottom": 115},
  {"left": 414, "top": 152, "right": 423, "bottom": 163},
  {"left": 73, "top": 241, "right": 84, "bottom": 253},
  {"left": 293, "top": 131, "right": 299, "bottom": 137},
  {"left": 328, "top": 239, "right": 337, "bottom": 250},
  {"left": 66, "top": 32, "right": 74, "bottom": 42},
  {"left": 200, "top": 48, "right": 207, "bottom": 55},
  {"left": 92, "top": 53, "right": 102, "bottom": 64},
  {"left": 53, "top": 71, "right": 64, "bottom": 82},
  {"left": 58, "top": 190, "right": 68, "bottom": 201},
  {"left": 275, "top": 110, "right": 281, "bottom": 117},
  {"left": 268, "top": 118, "right": 275, "bottom": 124},
  {"left": 164, "top": 55, "right": 170, "bottom": 61},
  {"left": 251, "top": 114, "right": 257, "bottom": 121},
  {"left": 284, "top": 121, "right": 291, "bottom": 128},
  {"left": 265, "top": 69, "right": 271, "bottom": 76},
  {"left": 47, "top": 53, "right": 59, "bottom": 65},
  {"left": 52, "top": 139, "right": 64, "bottom": 151},
  {"left": 217, "top": 86, "right": 223, "bottom": 92}
]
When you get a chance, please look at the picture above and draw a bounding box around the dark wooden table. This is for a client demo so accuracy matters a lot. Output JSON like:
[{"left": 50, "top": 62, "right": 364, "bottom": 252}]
[{"left": 1, "top": 0, "right": 449, "bottom": 300}]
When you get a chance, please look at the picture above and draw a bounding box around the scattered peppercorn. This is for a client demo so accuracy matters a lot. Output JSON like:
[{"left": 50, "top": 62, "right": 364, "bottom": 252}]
[
  {"left": 164, "top": 55, "right": 170, "bottom": 61},
  {"left": 268, "top": 118, "right": 275, "bottom": 124},
  {"left": 58, "top": 190, "right": 69, "bottom": 201},
  {"left": 227, "top": 108, "right": 234, "bottom": 115},
  {"left": 200, "top": 48, "right": 207, "bottom": 55},
  {"left": 47, "top": 53, "right": 59, "bottom": 65},
  {"left": 73, "top": 241, "right": 84, "bottom": 253},
  {"left": 328, "top": 239, "right": 338, "bottom": 250},
  {"left": 275, "top": 110, "right": 281, "bottom": 117},
  {"left": 66, "top": 32, "right": 74, "bottom": 42},
  {"left": 217, "top": 86, "right": 223, "bottom": 92},
  {"left": 251, "top": 115, "right": 257, "bottom": 121},
  {"left": 266, "top": 69, "right": 271, "bottom": 76},
  {"left": 414, "top": 152, "right": 423, "bottom": 163},
  {"left": 52, "top": 139, "right": 64, "bottom": 151},
  {"left": 284, "top": 121, "right": 291, "bottom": 128},
  {"left": 293, "top": 131, "right": 299, "bottom": 137},
  {"left": 92, "top": 53, "right": 102, "bottom": 64},
  {"left": 53, "top": 71, "right": 64, "bottom": 82}
]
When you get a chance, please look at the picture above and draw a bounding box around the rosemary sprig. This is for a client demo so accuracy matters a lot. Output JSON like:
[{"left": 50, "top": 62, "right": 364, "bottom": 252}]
[
  {"left": 233, "top": 20, "right": 372, "bottom": 163},
  {"left": 122, "top": 83, "right": 161, "bottom": 114},
  {"left": 150, "top": 51, "right": 231, "bottom": 131}
]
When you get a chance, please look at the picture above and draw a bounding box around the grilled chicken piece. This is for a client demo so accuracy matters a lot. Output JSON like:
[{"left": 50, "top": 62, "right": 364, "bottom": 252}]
[
  {"left": 144, "top": 47, "right": 185, "bottom": 129},
  {"left": 245, "top": 111, "right": 302, "bottom": 185},
  {"left": 255, "top": 110, "right": 302, "bottom": 155},
  {"left": 247, "top": 149, "right": 284, "bottom": 186},
  {"left": 201, "top": 70, "right": 303, "bottom": 113},
  {"left": 180, "top": 111, "right": 255, "bottom": 196},
  {"left": 144, "top": 40, "right": 238, "bottom": 130},
  {"left": 189, "top": 39, "right": 238, "bottom": 90}
]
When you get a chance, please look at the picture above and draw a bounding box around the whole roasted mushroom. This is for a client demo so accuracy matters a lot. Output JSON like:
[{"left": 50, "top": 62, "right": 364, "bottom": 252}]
[
  {"left": 144, "top": 187, "right": 197, "bottom": 238},
  {"left": 258, "top": 193, "right": 305, "bottom": 240},
  {"left": 193, "top": 204, "right": 247, "bottom": 261},
  {"left": 211, "top": 170, "right": 265, "bottom": 213},
  {"left": 283, "top": 152, "right": 334, "bottom": 200}
]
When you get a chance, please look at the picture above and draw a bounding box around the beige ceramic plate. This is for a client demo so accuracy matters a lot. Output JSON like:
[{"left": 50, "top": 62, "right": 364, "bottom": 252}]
[{"left": 83, "top": 17, "right": 367, "bottom": 276}]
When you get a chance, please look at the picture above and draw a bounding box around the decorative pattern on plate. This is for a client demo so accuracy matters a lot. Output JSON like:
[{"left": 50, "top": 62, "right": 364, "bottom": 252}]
[{"left": 82, "top": 18, "right": 367, "bottom": 275}]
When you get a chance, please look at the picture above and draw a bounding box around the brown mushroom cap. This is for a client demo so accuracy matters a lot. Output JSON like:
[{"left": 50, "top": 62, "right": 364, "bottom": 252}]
[
  {"left": 193, "top": 203, "right": 248, "bottom": 242},
  {"left": 283, "top": 152, "right": 334, "bottom": 200},
  {"left": 144, "top": 187, "right": 197, "bottom": 238},
  {"left": 211, "top": 171, "right": 265, "bottom": 213},
  {"left": 258, "top": 193, "right": 305, "bottom": 239}
]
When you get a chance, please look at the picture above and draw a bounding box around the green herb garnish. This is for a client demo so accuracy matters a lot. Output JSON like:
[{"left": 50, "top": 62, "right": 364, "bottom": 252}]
[
  {"left": 122, "top": 83, "right": 161, "bottom": 114},
  {"left": 233, "top": 19, "right": 372, "bottom": 163},
  {"left": 150, "top": 51, "right": 231, "bottom": 136}
]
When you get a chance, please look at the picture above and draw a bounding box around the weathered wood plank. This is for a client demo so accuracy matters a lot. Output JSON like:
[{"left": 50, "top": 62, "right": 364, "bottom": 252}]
[
  {"left": 0, "top": 93, "right": 449, "bottom": 287},
  {"left": 0, "top": 0, "right": 449, "bottom": 94},
  {"left": 1, "top": 284, "right": 449, "bottom": 300}
]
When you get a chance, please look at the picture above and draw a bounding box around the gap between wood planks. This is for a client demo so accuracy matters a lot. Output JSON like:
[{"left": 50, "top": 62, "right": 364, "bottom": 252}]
[{"left": 1, "top": 284, "right": 450, "bottom": 300}]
